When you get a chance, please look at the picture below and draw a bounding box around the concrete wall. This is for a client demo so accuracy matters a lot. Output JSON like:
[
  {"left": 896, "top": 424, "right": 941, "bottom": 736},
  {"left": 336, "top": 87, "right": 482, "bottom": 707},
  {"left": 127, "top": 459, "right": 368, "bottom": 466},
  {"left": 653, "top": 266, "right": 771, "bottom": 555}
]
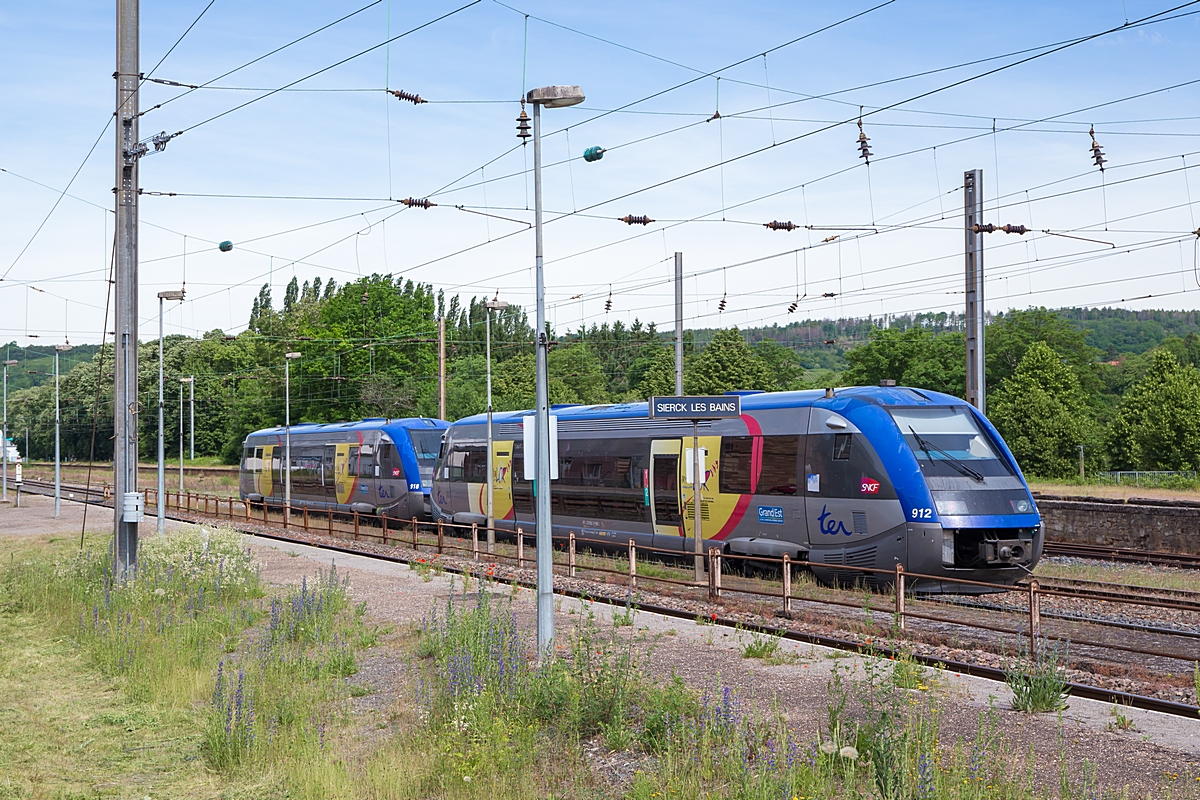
[{"left": 1036, "top": 496, "right": 1200, "bottom": 553}]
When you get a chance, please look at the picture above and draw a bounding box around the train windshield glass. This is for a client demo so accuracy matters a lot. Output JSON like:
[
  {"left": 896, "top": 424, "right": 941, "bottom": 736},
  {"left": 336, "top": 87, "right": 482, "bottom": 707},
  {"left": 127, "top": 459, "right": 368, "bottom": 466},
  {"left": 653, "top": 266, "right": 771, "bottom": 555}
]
[
  {"left": 889, "top": 407, "right": 1014, "bottom": 479},
  {"left": 407, "top": 429, "right": 443, "bottom": 487}
]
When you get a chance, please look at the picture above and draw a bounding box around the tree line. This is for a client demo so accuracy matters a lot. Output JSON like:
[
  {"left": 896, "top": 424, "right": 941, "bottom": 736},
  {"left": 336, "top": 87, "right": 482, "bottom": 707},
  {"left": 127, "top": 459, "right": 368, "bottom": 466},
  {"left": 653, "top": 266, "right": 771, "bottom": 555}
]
[{"left": 7, "top": 274, "right": 1200, "bottom": 479}]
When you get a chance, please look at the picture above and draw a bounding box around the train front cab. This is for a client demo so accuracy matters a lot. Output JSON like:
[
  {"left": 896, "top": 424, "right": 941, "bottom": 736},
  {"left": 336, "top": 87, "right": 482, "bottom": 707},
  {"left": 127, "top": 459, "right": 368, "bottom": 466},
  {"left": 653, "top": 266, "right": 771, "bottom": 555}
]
[{"left": 805, "top": 391, "right": 1042, "bottom": 594}]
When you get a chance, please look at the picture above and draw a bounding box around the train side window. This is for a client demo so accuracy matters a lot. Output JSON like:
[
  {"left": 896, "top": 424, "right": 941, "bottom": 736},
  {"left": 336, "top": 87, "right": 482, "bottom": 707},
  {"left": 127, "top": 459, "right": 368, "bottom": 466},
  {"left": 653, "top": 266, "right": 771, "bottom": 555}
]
[
  {"left": 360, "top": 444, "right": 376, "bottom": 478},
  {"left": 348, "top": 446, "right": 360, "bottom": 477},
  {"left": 652, "top": 454, "right": 681, "bottom": 525},
  {"left": 719, "top": 436, "right": 753, "bottom": 494},
  {"left": 253, "top": 447, "right": 263, "bottom": 474},
  {"left": 758, "top": 435, "right": 799, "bottom": 496},
  {"left": 833, "top": 433, "right": 852, "bottom": 461}
]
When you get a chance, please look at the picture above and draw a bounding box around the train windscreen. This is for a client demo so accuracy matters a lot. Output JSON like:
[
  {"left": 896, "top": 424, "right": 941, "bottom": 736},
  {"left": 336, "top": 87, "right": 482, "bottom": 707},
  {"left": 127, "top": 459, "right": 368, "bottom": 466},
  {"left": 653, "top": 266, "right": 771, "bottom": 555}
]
[
  {"left": 407, "top": 429, "right": 442, "bottom": 487},
  {"left": 889, "top": 407, "right": 1015, "bottom": 479}
]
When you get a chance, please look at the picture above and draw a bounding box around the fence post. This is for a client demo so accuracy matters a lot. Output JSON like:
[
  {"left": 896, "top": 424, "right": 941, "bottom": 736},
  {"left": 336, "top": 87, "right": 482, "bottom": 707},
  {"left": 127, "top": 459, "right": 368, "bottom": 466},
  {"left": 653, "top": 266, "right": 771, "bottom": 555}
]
[
  {"left": 263, "top": 502, "right": 268, "bottom": 524},
  {"left": 895, "top": 562, "right": 906, "bottom": 634},
  {"left": 437, "top": 519, "right": 444, "bottom": 554},
  {"left": 303, "top": 507, "right": 309, "bottom": 532},
  {"left": 411, "top": 518, "right": 418, "bottom": 550},
  {"left": 328, "top": 507, "right": 333, "bottom": 536},
  {"left": 354, "top": 510, "right": 360, "bottom": 541},
  {"left": 382, "top": 513, "right": 389, "bottom": 545},
  {"left": 186, "top": 492, "right": 192, "bottom": 512},
  {"left": 713, "top": 548, "right": 722, "bottom": 599},
  {"left": 471, "top": 523, "right": 479, "bottom": 560},
  {"left": 1028, "top": 579, "right": 1041, "bottom": 658},
  {"left": 628, "top": 539, "right": 637, "bottom": 590},
  {"left": 782, "top": 553, "right": 792, "bottom": 616},
  {"left": 568, "top": 532, "right": 576, "bottom": 578},
  {"left": 517, "top": 528, "right": 525, "bottom": 569}
]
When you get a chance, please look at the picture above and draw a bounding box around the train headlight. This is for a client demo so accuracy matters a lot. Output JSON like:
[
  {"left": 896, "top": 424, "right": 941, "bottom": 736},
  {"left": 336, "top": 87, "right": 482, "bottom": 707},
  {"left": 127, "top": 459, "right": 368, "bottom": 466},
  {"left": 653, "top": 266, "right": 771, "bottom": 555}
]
[
  {"left": 1011, "top": 498, "right": 1033, "bottom": 513},
  {"left": 941, "top": 529, "right": 955, "bottom": 567}
]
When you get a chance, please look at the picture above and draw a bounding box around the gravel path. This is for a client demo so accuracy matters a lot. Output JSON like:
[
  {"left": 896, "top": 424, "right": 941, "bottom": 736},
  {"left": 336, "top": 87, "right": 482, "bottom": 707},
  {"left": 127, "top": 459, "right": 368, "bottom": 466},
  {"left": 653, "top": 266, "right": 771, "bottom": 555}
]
[{"left": 248, "top": 533, "right": 1200, "bottom": 797}]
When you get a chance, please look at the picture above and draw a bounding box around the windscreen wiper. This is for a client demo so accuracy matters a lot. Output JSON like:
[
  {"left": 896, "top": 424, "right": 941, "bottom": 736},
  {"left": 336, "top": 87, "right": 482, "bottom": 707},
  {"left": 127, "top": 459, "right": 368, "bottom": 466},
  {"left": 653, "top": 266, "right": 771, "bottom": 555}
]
[{"left": 908, "top": 426, "right": 985, "bottom": 482}]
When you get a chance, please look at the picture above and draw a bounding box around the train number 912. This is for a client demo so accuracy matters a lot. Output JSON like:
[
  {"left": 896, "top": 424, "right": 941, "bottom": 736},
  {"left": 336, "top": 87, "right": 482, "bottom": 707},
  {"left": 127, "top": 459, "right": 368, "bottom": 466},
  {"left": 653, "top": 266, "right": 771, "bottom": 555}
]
[{"left": 910, "top": 507, "right": 933, "bottom": 520}]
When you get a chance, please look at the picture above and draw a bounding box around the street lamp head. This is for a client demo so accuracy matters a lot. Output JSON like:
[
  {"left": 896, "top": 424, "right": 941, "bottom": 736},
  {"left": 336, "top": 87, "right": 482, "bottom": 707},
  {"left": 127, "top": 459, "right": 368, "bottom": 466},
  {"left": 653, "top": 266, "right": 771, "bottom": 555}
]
[
  {"left": 527, "top": 85, "right": 585, "bottom": 108},
  {"left": 55, "top": 344, "right": 72, "bottom": 352},
  {"left": 485, "top": 298, "right": 510, "bottom": 311},
  {"left": 2, "top": 360, "right": 16, "bottom": 367},
  {"left": 179, "top": 376, "right": 194, "bottom": 383},
  {"left": 158, "top": 289, "right": 186, "bottom": 301},
  {"left": 284, "top": 352, "right": 302, "bottom": 360}
]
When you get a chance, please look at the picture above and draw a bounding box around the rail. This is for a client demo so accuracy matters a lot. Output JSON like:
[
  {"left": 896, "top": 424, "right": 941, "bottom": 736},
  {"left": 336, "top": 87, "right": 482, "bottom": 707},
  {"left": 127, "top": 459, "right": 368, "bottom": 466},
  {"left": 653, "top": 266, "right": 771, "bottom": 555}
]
[
  {"left": 18, "top": 481, "right": 1200, "bottom": 671},
  {"left": 129, "top": 487, "right": 1200, "bottom": 667},
  {"left": 15, "top": 480, "right": 1200, "bottom": 716}
]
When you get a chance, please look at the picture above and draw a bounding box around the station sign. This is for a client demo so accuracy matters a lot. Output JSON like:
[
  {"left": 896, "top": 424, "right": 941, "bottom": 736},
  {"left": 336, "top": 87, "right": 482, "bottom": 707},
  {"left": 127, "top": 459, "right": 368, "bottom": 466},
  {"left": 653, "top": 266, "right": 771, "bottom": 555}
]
[{"left": 648, "top": 395, "right": 742, "bottom": 420}]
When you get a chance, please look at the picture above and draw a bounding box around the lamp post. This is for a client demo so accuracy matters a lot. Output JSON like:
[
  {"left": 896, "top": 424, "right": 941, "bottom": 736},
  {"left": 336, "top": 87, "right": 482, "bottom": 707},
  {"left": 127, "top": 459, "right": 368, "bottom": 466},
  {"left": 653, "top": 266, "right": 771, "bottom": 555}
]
[
  {"left": 525, "top": 84, "right": 585, "bottom": 660},
  {"left": 157, "top": 290, "right": 185, "bottom": 534},
  {"left": 284, "top": 352, "right": 301, "bottom": 525},
  {"left": 188, "top": 375, "right": 194, "bottom": 462},
  {"left": 2, "top": 359, "right": 16, "bottom": 503},
  {"left": 54, "top": 343, "right": 72, "bottom": 518},
  {"left": 484, "top": 296, "right": 509, "bottom": 553},
  {"left": 178, "top": 377, "right": 193, "bottom": 493}
]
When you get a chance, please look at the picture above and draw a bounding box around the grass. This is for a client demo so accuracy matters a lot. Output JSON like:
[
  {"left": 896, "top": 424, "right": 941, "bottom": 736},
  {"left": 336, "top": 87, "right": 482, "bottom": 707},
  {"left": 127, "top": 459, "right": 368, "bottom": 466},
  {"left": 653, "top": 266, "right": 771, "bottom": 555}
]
[
  {"left": 0, "top": 530, "right": 1150, "bottom": 799},
  {"left": 1033, "top": 558, "right": 1200, "bottom": 594},
  {"left": 1006, "top": 638, "right": 1070, "bottom": 713}
]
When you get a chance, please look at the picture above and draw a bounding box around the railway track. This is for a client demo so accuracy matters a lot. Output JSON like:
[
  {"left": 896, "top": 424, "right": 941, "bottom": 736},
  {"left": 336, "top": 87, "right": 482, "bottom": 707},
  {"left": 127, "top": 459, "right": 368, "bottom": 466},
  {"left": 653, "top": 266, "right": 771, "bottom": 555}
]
[
  {"left": 13, "top": 477, "right": 1200, "bottom": 719},
  {"left": 1042, "top": 540, "right": 1200, "bottom": 570}
]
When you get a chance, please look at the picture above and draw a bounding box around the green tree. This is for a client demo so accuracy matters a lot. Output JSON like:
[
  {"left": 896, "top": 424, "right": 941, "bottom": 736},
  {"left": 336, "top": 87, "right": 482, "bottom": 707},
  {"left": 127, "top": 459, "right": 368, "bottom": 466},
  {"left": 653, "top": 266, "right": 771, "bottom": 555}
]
[
  {"left": 988, "top": 342, "right": 1099, "bottom": 478},
  {"left": 752, "top": 339, "right": 805, "bottom": 390},
  {"left": 1107, "top": 350, "right": 1200, "bottom": 470},
  {"left": 987, "top": 307, "right": 1100, "bottom": 395},
  {"left": 635, "top": 347, "right": 678, "bottom": 399},
  {"left": 842, "top": 327, "right": 965, "bottom": 396},
  {"left": 685, "top": 328, "right": 772, "bottom": 395}
]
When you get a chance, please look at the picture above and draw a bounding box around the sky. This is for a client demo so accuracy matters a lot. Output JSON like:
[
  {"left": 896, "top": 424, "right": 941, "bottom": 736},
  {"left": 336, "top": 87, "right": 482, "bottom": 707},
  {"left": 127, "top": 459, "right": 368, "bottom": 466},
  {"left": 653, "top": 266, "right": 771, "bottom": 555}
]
[{"left": 3, "top": 0, "right": 1200, "bottom": 347}]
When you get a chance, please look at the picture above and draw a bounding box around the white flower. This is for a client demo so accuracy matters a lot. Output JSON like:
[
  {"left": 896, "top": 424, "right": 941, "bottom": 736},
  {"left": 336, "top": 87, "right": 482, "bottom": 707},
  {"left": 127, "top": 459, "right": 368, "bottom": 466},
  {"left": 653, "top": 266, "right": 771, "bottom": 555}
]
[
  {"left": 819, "top": 741, "right": 838, "bottom": 755},
  {"left": 153, "top": 588, "right": 165, "bottom": 596},
  {"left": 839, "top": 745, "right": 859, "bottom": 761},
  {"left": 462, "top": 776, "right": 471, "bottom": 783}
]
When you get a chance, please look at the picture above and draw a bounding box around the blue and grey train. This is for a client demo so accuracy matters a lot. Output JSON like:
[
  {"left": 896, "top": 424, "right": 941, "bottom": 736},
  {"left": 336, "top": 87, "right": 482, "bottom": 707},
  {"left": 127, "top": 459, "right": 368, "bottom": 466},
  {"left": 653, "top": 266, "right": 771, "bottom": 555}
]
[
  {"left": 431, "top": 386, "right": 1042, "bottom": 592},
  {"left": 240, "top": 417, "right": 447, "bottom": 520}
]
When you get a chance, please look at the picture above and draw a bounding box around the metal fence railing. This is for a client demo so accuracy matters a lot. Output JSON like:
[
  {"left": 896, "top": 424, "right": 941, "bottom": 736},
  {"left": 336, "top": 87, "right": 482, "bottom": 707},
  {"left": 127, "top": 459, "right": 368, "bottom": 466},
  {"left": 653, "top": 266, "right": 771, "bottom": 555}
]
[
  {"left": 141, "top": 488, "right": 1200, "bottom": 669},
  {"left": 1098, "top": 470, "right": 1198, "bottom": 487}
]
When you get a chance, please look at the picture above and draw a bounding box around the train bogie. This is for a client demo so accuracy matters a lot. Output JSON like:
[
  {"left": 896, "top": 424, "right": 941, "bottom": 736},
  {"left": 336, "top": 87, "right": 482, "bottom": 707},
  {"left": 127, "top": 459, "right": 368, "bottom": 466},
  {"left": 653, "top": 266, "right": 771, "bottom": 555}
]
[{"left": 432, "top": 387, "right": 1042, "bottom": 594}]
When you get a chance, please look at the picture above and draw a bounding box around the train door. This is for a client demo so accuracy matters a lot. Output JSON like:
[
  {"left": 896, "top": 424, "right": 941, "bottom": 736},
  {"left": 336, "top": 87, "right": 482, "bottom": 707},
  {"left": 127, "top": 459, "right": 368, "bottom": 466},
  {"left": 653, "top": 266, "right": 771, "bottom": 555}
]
[
  {"left": 260, "top": 445, "right": 275, "bottom": 498},
  {"left": 323, "top": 444, "right": 336, "bottom": 505},
  {"left": 333, "top": 444, "right": 350, "bottom": 505},
  {"left": 491, "top": 441, "right": 515, "bottom": 522},
  {"left": 681, "top": 435, "right": 716, "bottom": 547},
  {"left": 649, "top": 439, "right": 683, "bottom": 550}
]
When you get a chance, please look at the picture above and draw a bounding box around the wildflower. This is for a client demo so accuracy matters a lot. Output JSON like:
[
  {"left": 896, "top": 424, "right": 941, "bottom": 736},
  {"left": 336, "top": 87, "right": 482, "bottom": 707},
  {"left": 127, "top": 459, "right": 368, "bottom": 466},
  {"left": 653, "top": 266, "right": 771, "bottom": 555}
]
[
  {"left": 838, "top": 745, "right": 859, "bottom": 760},
  {"left": 153, "top": 587, "right": 165, "bottom": 597},
  {"left": 820, "top": 742, "right": 838, "bottom": 755},
  {"left": 463, "top": 776, "right": 472, "bottom": 783}
]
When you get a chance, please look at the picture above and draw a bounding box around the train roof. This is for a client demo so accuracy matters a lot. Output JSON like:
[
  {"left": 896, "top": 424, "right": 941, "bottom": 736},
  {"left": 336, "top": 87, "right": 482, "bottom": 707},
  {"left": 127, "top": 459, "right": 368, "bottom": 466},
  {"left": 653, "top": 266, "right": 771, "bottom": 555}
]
[
  {"left": 245, "top": 416, "right": 447, "bottom": 441},
  {"left": 450, "top": 386, "right": 967, "bottom": 428}
]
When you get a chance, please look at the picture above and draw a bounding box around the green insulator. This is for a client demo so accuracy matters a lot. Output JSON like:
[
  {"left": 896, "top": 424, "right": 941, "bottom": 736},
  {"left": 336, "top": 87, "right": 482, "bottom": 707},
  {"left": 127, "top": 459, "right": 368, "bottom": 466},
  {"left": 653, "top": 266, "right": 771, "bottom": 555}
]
[
  {"left": 218, "top": 241, "right": 234, "bottom": 252},
  {"left": 583, "top": 146, "right": 605, "bottom": 163}
]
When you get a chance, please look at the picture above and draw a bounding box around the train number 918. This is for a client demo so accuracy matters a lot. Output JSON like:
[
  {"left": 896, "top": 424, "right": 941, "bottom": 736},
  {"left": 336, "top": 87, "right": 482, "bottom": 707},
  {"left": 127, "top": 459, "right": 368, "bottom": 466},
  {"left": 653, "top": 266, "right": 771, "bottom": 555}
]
[{"left": 910, "top": 507, "right": 933, "bottom": 520}]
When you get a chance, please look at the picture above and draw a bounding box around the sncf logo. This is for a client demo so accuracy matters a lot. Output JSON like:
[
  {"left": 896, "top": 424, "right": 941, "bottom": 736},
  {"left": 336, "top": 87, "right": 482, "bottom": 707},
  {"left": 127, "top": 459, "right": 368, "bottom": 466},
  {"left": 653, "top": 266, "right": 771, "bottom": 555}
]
[{"left": 860, "top": 478, "right": 880, "bottom": 494}]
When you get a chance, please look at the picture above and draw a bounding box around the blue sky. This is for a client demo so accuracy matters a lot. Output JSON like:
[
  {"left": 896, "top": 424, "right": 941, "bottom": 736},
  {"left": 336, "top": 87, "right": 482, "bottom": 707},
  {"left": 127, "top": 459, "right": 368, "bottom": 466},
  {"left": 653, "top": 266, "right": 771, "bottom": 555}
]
[{"left": 3, "top": 0, "right": 1200, "bottom": 345}]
